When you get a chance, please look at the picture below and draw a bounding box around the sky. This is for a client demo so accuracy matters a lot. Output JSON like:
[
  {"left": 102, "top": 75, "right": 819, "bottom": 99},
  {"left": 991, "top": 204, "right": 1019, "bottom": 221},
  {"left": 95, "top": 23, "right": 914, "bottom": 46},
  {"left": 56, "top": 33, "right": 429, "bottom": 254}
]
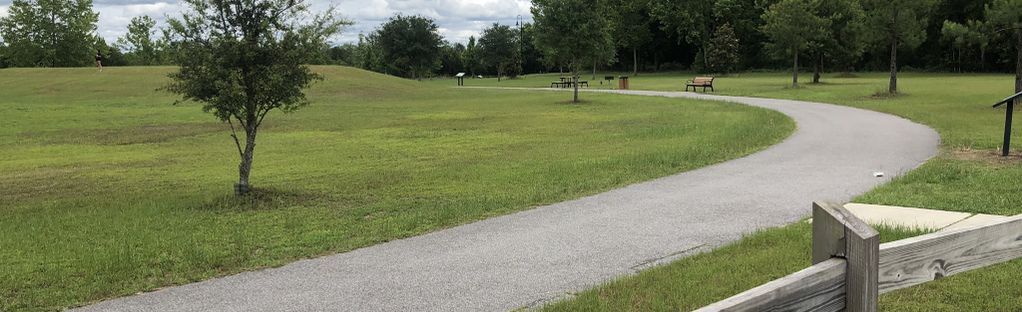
[{"left": 0, "top": 0, "right": 534, "bottom": 45}]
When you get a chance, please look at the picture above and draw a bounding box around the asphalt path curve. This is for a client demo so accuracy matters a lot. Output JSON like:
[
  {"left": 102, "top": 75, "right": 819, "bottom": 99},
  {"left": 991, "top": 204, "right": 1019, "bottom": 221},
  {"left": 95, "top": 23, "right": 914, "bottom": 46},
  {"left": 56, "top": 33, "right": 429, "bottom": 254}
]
[{"left": 75, "top": 89, "right": 939, "bottom": 312}]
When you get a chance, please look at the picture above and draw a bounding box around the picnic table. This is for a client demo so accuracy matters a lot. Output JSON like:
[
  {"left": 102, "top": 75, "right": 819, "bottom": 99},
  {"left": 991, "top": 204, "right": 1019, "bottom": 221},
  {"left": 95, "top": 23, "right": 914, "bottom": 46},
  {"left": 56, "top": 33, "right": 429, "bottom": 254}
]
[{"left": 551, "top": 76, "right": 589, "bottom": 89}]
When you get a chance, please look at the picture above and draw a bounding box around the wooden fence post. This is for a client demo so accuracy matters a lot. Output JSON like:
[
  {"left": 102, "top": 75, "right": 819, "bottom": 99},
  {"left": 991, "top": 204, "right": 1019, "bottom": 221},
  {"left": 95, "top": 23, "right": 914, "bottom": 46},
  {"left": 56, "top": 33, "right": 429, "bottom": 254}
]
[{"left": 812, "top": 202, "right": 880, "bottom": 312}]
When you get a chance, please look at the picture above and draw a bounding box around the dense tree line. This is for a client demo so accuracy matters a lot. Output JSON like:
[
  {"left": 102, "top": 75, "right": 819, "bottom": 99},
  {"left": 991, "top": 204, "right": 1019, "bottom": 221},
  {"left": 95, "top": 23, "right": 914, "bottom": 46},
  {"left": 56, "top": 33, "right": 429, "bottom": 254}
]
[
  {"left": 338, "top": 0, "right": 1022, "bottom": 94},
  {"left": 2, "top": 0, "right": 1022, "bottom": 92}
]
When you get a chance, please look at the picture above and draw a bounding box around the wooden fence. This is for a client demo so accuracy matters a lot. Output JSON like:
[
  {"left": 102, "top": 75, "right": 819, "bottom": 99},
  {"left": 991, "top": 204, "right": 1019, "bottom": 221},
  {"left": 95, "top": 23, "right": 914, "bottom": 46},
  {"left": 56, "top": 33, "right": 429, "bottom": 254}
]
[{"left": 695, "top": 202, "right": 1022, "bottom": 312}]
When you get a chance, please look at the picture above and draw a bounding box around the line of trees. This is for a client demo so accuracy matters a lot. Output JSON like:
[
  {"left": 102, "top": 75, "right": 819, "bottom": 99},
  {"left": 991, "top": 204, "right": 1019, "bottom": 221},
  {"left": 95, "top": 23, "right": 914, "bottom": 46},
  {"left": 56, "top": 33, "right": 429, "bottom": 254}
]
[
  {"left": 334, "top": 0, "right": 1022, "bottom": 96},
  {"left": 3, "top": 0, "right": 1022, "bottom": 94}
]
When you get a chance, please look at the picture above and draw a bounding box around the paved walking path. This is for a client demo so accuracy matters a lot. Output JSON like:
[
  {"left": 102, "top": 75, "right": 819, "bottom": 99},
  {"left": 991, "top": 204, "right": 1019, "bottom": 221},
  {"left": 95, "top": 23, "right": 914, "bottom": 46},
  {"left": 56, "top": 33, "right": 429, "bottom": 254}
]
[{"left": 75, "top": 89, "right": 939, "bottom": 312}]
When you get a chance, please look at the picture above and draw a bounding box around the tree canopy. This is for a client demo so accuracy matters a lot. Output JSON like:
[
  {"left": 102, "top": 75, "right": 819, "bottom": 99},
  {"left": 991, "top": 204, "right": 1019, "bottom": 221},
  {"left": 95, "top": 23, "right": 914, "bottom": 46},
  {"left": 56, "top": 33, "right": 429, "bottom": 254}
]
[
  {"left": 478, "top": 23, "right": 519, "bottom": 81},
  {"left": 532, "top": 0, "right": 616, "bottom": 102},
  {"left": 164, "top": 0, "right": 347, "bottom": 195},
  {"left": 374, "top": 14, "right": 443, "bottom": 79},
  {"left": 987, "top": 0, "right": 1022, "bottom": 92},
  {"left": 862, "top": 0, "right": 938, "bottom": 94},
  {"left": 116, "top": 15, "right": 166, "bottom": 66},
  {"left": 0, "top": 0, "right": 98, "bottom": 67},
  {"left": 762, "top": 0, "right": 830, "bottom": 87}
]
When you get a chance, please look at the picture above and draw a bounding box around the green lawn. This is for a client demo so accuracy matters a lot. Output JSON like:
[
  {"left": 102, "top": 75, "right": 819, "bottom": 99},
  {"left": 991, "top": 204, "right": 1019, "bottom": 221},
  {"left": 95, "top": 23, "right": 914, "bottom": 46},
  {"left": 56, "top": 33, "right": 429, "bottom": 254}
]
[
  {"left": 541, "top": 221, "right": 1022, "bottom": 312},
  {"left": 481, "top": 71, "right": 1022, "bottom": 311},
  {"left": 429, "top": 72, "right": 1022, "bottom": 215},
  {"left": 0, "top": 66, "right": 794, "bottom": 311}
]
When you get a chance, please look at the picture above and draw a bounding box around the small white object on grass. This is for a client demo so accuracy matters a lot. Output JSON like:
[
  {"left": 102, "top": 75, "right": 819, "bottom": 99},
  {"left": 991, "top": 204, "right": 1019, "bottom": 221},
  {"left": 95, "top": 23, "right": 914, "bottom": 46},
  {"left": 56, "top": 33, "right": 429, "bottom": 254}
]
[{"left": 873, "top": 172, "right": 885, "bottom": 178}]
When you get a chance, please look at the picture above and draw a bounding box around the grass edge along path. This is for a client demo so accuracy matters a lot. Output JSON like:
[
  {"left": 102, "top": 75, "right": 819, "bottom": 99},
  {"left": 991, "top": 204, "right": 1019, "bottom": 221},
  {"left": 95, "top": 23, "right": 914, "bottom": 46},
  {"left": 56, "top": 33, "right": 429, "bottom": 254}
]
[
  {"left": 513, "top": 71, "right": 1022, "bottom": 311},
  {"left": 0, "top": 67, "right": 795, "bottom": 311}
]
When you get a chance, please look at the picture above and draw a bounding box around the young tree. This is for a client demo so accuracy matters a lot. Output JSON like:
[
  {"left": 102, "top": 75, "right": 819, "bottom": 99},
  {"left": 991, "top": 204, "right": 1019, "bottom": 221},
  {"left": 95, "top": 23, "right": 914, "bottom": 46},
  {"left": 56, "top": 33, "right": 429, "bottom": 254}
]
[
  {"left": 988, "top": 0, "right": 1022, "bottom": 92},
  {"left": 164, "top": 0, "right": 347, "bottom": 195},
  {"left": 941, "top": 21, "right": 972, "bottom": 72},
  {"left": 533, "top": 0, "right": 616, "bottom": 103},
  {"left": 116, "top": 15, "right": 165, "bottom": 65},
  {"left": 761, "top": 0, "right": 830, "bottom": 88},
  {"left": 705, "top": 23, "right": 740, "bottom": 74},
  {"left": 374, "top": 15, "right": 443, "bottom": 79},
  {"left": 0, "top": 0, "right": 98, "bottom": 67},
  {"left": 862, "top": 0, "right": 937, "bottom": 94},
  {"left": 478, "top": 23, "right": 518, "bottom": 81},
  {"left": 966, "top": 20, "right": 991, "bottom": 71}
]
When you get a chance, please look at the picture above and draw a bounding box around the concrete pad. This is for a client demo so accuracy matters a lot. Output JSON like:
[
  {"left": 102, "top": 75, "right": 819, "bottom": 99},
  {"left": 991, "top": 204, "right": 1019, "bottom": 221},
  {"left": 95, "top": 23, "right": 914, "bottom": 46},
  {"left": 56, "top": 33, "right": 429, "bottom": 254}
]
[
  {"left": 943, "top": 214, "right": 1011, "bottom": 232},
  {"left": 844, "top": 203, "right": 972, "bottom": 230}
]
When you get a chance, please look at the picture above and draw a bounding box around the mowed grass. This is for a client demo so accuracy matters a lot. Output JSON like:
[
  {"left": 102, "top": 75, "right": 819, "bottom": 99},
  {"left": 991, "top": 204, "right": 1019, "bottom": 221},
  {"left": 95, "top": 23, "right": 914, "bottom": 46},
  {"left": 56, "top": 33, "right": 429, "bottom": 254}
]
[
  {"left": 429, "top": 72, "right": 1022, "bottom": 215},
  {"left": 502, "top": 72, "right": 1022, "bottom": 311},
  {"left": 541, "top": 221, "right": 1022, "bottom": 312},
  {"left": 0, "top": 66, "right": 794, "bottom": 311}
]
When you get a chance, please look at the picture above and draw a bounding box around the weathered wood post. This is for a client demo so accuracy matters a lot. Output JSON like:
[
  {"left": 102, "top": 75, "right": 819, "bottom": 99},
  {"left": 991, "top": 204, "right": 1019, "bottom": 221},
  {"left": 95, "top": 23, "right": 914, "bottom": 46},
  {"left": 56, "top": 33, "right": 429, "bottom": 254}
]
[{"left": 812, "top": 202, "right": 880, "bottom": 312}]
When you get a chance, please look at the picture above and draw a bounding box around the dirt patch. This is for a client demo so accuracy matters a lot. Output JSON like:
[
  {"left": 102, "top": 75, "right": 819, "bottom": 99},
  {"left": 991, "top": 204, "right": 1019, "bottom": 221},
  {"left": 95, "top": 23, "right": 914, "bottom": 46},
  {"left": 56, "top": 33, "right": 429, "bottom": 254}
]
[
  {"left": 197, "top": 187, "right": 326, "bottom": 211},
  {"left": 949, "top": 148, "right": 1022, "bottom": 166}
]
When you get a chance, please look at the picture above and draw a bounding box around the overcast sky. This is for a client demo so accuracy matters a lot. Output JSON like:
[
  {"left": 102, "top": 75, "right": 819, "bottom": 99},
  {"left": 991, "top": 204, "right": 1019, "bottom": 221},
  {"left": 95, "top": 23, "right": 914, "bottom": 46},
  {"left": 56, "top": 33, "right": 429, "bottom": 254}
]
[{"left": 0, "top": 0, "right": 534, "bottom": 45}]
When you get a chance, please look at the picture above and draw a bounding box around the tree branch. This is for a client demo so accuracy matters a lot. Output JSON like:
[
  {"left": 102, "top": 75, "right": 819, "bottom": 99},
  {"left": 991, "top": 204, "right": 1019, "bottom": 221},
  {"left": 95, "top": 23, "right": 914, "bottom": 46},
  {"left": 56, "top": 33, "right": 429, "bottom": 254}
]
[{"left": 227, "top": 117, "right": 244, "bottom": 159}]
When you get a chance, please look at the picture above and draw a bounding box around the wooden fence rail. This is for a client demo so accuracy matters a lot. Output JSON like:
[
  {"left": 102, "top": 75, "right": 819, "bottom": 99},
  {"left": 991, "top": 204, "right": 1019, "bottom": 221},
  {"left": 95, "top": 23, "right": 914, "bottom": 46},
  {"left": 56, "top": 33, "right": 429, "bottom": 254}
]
[{"left": 695, "top": 202, "right": 1022, "bottom": 312}]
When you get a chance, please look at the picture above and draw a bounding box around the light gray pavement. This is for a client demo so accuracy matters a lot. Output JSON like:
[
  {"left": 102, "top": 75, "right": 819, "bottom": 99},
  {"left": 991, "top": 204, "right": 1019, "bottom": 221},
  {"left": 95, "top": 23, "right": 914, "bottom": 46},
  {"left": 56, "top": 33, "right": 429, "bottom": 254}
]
[
  {"left": 74, "top": 89, "right": 940, "bottom": 312},
  {"left": 843, "top": 203, "right": 1012, "bottom": 232}
]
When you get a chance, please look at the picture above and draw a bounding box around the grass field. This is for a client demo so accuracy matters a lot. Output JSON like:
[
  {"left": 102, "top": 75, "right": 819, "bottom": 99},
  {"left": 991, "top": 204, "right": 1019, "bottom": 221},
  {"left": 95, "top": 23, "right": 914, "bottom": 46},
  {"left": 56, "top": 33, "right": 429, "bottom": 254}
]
[
  {"left": 541, "top": 223, "right": 936, "bottom": 311},
  {"left": 430, "top": 72, "right": 1022, "bottom": 215},
  {"left": 0, "top": 66, "right": 795, "bottom": 311},
  {"left": 467, "top": 72, "right": 1022, "bottom": 311}
]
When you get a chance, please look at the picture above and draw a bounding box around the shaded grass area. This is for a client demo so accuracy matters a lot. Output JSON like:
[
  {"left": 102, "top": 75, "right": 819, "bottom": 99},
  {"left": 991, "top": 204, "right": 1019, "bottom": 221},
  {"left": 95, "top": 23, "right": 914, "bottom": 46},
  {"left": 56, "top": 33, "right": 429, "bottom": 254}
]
[
  {"left": 499, "top": 71, "right": 1022, "bottom": 311},
  {"left": 0, "top": 66, "right": 794, "bottom": 311}
]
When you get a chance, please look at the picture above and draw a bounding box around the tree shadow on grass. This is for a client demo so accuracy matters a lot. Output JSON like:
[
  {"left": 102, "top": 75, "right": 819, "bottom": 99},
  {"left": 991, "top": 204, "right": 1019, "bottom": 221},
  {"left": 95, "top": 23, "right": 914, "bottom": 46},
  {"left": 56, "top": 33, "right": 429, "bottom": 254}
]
[{"left": 197, "top": 187, "right": 325, "bottom": 211}]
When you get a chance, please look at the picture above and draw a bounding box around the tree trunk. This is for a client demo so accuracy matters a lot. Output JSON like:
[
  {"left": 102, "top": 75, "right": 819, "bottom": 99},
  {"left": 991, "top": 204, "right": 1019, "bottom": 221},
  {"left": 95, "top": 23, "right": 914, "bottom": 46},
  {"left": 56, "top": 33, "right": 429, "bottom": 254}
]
[
  {"left": 980, "top": 46, "right": 986, "bottom": 72},
  {"left": 633, "top": 47, "right": 639, "bottom": 76},
  {"left": 792, "top": 50, "right": 799, "bottom": 88},
  {"left": 889, "top": 38, "right": 898, "bottom": 94},
  {"left": 813, "top": 55, "right": 822, "bottom": 84},
  {"left": 237, "top": 128, "right": 257, "bottom": 196},
  {"left": 1016, "top": 31, "right": 1022, "bottom": 93},
  {"left": 592, "top": 61, "right": 597, "bottom": 80},
  {"left": 701, "top": 43, "right": 709, "bottom": 72},
  {"left": 573, "top": 75, "right": 580, "bottom": 103}
]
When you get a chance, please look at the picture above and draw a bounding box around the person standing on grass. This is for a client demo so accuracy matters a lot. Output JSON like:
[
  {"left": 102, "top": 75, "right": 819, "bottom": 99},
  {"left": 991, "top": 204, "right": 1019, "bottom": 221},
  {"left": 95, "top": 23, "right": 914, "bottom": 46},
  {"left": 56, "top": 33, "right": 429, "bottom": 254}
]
[{"left": 95, "top": 50, "right": 103, "bottom": 71}]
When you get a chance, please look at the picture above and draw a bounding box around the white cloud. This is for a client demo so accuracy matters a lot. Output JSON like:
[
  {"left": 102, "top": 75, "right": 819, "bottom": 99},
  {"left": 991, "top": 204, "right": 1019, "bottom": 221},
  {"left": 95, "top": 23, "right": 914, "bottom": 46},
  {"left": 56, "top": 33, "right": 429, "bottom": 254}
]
[
  {"left": 94, "top": 2, "right": 183, "bottom": 43},
  {"left": 0, "top": 0, "right": 533, "bottom": 44},
  {"left": 335, "top": 0, "right": 532, "bottom": 44}
]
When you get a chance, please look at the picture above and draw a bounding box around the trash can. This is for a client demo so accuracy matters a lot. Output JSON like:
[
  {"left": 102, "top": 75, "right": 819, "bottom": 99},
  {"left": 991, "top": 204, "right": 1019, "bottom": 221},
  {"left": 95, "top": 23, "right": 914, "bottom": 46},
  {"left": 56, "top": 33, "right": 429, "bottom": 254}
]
[{"left": 618, "top": 76, "right": 629, "bottom": 90}]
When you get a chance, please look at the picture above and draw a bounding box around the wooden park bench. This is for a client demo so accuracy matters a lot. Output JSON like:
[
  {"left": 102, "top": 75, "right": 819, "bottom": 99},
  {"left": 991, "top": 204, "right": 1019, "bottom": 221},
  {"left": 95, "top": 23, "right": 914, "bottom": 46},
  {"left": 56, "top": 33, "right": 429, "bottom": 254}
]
[{"left": 685, "top": 76, "right": 715, "bottom": 92}]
